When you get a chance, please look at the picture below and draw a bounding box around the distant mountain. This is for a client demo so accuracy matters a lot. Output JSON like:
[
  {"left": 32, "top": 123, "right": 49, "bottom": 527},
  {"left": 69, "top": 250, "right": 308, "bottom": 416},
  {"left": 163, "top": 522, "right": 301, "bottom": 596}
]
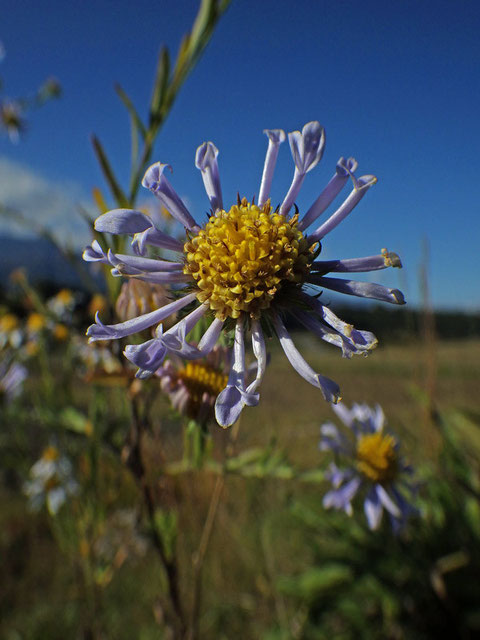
[{"left": 0, "top": 234, "right": 85, "bottom": 287}]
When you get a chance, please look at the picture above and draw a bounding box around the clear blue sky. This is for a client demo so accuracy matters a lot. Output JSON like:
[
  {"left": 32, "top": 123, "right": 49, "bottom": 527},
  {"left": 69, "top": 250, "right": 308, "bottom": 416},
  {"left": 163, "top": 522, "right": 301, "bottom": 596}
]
[{"left": 1, "top": 0, "right": 479, "bottom": 310}]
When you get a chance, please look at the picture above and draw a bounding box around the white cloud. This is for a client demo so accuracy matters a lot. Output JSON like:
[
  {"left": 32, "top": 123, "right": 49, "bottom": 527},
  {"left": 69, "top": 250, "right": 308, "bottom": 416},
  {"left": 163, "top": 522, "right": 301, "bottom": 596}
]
[{"left": 0, "top": 156, "right": 93, "bottom": 247}]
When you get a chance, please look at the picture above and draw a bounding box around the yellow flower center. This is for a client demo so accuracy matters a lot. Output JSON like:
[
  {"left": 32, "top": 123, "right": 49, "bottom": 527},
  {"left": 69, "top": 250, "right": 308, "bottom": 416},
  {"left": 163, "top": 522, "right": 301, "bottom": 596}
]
[
  {"left": 179, "top": 362, "right": 228, "bottom": 403},
  {"left": 356, "top": 432, "right": 398, "bottom": 484},
  {"left": 183, "top": 199, "right": 312, "bottom": 320},
  {"left": 27, "top": 313, "right": 46, "bottom": 332},
  {"left": 55, "top": 289, "right": 74, "bottom": 305},
  {"left": 0, "top": 313, "right": 19, "bottom": 332},
  {"left": 42, "top": 445, "right": 60, "bottom": 462},
  {"left": 53, "top": 324, "right": 69, "bottom": 341}
]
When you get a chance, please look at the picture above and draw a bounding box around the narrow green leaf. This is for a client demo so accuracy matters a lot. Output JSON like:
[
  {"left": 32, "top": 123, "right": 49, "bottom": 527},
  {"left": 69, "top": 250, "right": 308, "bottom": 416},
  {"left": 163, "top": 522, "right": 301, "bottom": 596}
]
[
  {"left": 149, "top": 46, "right": 170, "bottom": 126},
  {"left": 115, "top": 83, "right": 147, "bottom": 141},
  {"left": 91, "top": 134, "right": 129, "bottom": 207}
]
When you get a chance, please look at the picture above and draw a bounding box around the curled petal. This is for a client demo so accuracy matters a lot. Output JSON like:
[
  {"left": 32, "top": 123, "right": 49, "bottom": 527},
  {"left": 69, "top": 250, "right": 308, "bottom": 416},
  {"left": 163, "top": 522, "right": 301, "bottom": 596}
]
[
  {"left": 308, "top": 275, "right": 406, "bottom": 305},
  {"left": 288, "top": 121, "right": 326, "bottom": 174},
  {"left": 83, "top": 240, "right": 108, "bottom": 263},
  {"left": 280, "top": 121, "right": 326, "bottom": 216},
  {"left": 86, "top": 292, "right": 197, "bottom": 341},
  {"left": 125, "top": 305, "right": 207, "bottom": 377},
  {"left": 308, "top": 174, "right": 377, "bottom": 243},
  {"left": 273, "top": 315, "right": 340, "bottom": 403},
  {"left": 142, "top": 162, "right": 199, "bottom": 231},
  {"left": 258, "top": 129, "right": 286, "bottom": 206},
  {"left": 124, "top": 338, "right": 167, "bottom": 379},
  {"left": 293, "top": 310, "right": 360, "bottom": 358},
  {"left": 132, "top": 227, "right": 184, "bottom": 255},
  {"left": 195, "top": 142, "right": 223, "bottom": 212},
  {"left": 94, "top": 209, "right": 152, "bottom": 234},
  {"left": 298, "top": 157, "right": 357, "bottom": 231},
  {"left": 215, "top": 318, "right": 258, "bottom": 428},
  {"left": 300, "top": 294, "right": 378, "bottom": 352},
  {"left": 246, "top": 319, "right": 267, "bottom": 393},
  {"left": 215, "top": 385, "right": 259, "bottom": 428},
  {"left": 323, "top": 476, "right": 361, "bottom": 514}
]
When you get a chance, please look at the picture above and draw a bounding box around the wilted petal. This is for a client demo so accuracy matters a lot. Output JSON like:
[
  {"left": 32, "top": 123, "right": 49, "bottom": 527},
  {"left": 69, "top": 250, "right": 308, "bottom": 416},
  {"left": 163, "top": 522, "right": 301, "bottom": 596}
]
[
  {"left": 301, "top": 294, "right": 378, "bottom": 352},
  {"left": 142, "top": 162, "right": 199, "bottom": 230},
  {"left": 195, "top": 142, "right": 223, "bottom": 212}
]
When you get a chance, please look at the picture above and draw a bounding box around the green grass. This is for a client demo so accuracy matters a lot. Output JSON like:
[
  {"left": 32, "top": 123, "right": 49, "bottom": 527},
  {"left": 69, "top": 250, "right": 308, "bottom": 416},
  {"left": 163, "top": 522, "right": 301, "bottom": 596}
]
[{"left": 1, "top": 338, "right": 479, "bottom": 639}]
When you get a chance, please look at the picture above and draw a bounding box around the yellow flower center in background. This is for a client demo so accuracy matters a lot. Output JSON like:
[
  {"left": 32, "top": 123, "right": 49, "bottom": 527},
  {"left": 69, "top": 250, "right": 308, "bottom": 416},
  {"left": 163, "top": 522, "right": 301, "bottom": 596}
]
[
  {"left": 55, "top": 289, "right": 74, "bottom": 305},
  {"left": 42, "top": 445, "right": 60, "bottom": 462},
  {"left": 184, "top": 199, "right": 312, "bottom": 320},
  {"left": 27, "top": 313, "right": 46, "bottom": 332},
  {"left": 179, "top": 362, "right": 228, "bottom": 403},
  {"left": 356, "top": 432, "right": 398, "bottom": 484},
  {"left": 53, "top": 324, "right": 69, "bottom": 341},
  {"left": 0, "top": 313, "right": 19, "bottom": 332}
]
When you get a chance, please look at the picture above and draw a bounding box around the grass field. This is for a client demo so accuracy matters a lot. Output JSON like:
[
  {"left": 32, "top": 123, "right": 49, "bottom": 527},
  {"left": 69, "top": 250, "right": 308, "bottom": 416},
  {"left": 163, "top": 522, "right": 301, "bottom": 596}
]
[{"left": 1, "top": 337, "right": 480, "bottom": 639}]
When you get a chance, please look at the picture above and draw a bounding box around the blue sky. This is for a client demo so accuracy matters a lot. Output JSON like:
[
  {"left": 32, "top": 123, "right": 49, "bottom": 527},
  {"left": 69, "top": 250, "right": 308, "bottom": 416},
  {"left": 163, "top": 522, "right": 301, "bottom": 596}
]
[{"left": 1, "top": 0, "right": 479, "bottom": 310}]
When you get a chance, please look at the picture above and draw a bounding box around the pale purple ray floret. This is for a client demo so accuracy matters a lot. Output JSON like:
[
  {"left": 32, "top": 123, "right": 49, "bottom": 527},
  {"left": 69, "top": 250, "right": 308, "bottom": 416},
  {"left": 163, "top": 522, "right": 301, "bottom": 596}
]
[
  {"left": 84, "top": 121, "right": 406, "bottom": 428},
  {"left": 320, "top": 402, "right": 417, "bottom": 531},
  {"left": 0, "top": 358, "right": 27, "bottom": 401}
]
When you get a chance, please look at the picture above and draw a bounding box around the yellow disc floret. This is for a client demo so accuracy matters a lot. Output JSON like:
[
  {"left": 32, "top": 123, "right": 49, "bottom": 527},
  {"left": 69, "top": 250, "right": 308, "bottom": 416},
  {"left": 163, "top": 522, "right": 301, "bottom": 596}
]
[
  {"left": 178, "top": 362, "right": 229, "bottom": 418},
  {"left": 356, "top": 432, "right": 398, "bottom": 485},
  {"left": 183, "top": 198, "right": 312, "bottom": 320},
  {"left": 179, "top": 362, "right": 228, "bottom": 400}
]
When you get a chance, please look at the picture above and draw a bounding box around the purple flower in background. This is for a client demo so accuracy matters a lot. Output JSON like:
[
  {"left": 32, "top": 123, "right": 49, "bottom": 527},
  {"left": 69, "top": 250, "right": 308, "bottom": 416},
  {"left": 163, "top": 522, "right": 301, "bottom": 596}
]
[
  {"left": 320, "top": 403, "right": 416, "bottom": 531},
  {"left": 157, "top": 345, "right": 230, "bottom": 425},
  {"left": 85, "top": 121, "right": 405, "bottom": 428},
  {"left": 0, "top": 358, "right": 27, "bottom": 402}
]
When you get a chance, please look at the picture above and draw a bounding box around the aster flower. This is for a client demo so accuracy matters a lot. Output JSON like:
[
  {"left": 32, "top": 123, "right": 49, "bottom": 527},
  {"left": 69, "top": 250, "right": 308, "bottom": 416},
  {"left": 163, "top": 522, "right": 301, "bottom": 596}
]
[
  {"left": 47, "top": 288, "right": 76, "bottom": 321},
  {"left": 24, "top": 445, "right": 78, "bottom": 515},
  {"left": 0, "top": 100, "right": 26, "bottom": 143},
  {"left": 320, "top": 402, "right": 416, "bottom": 531},
  {"left": 157, "top": 346, "right": 230, "bottom": 425},
  {"left": 84, "top": 121, "right": 405, "bottom": 427},
  {"left": 0, "top": 313, "right": 23, "bottom": 350}
]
